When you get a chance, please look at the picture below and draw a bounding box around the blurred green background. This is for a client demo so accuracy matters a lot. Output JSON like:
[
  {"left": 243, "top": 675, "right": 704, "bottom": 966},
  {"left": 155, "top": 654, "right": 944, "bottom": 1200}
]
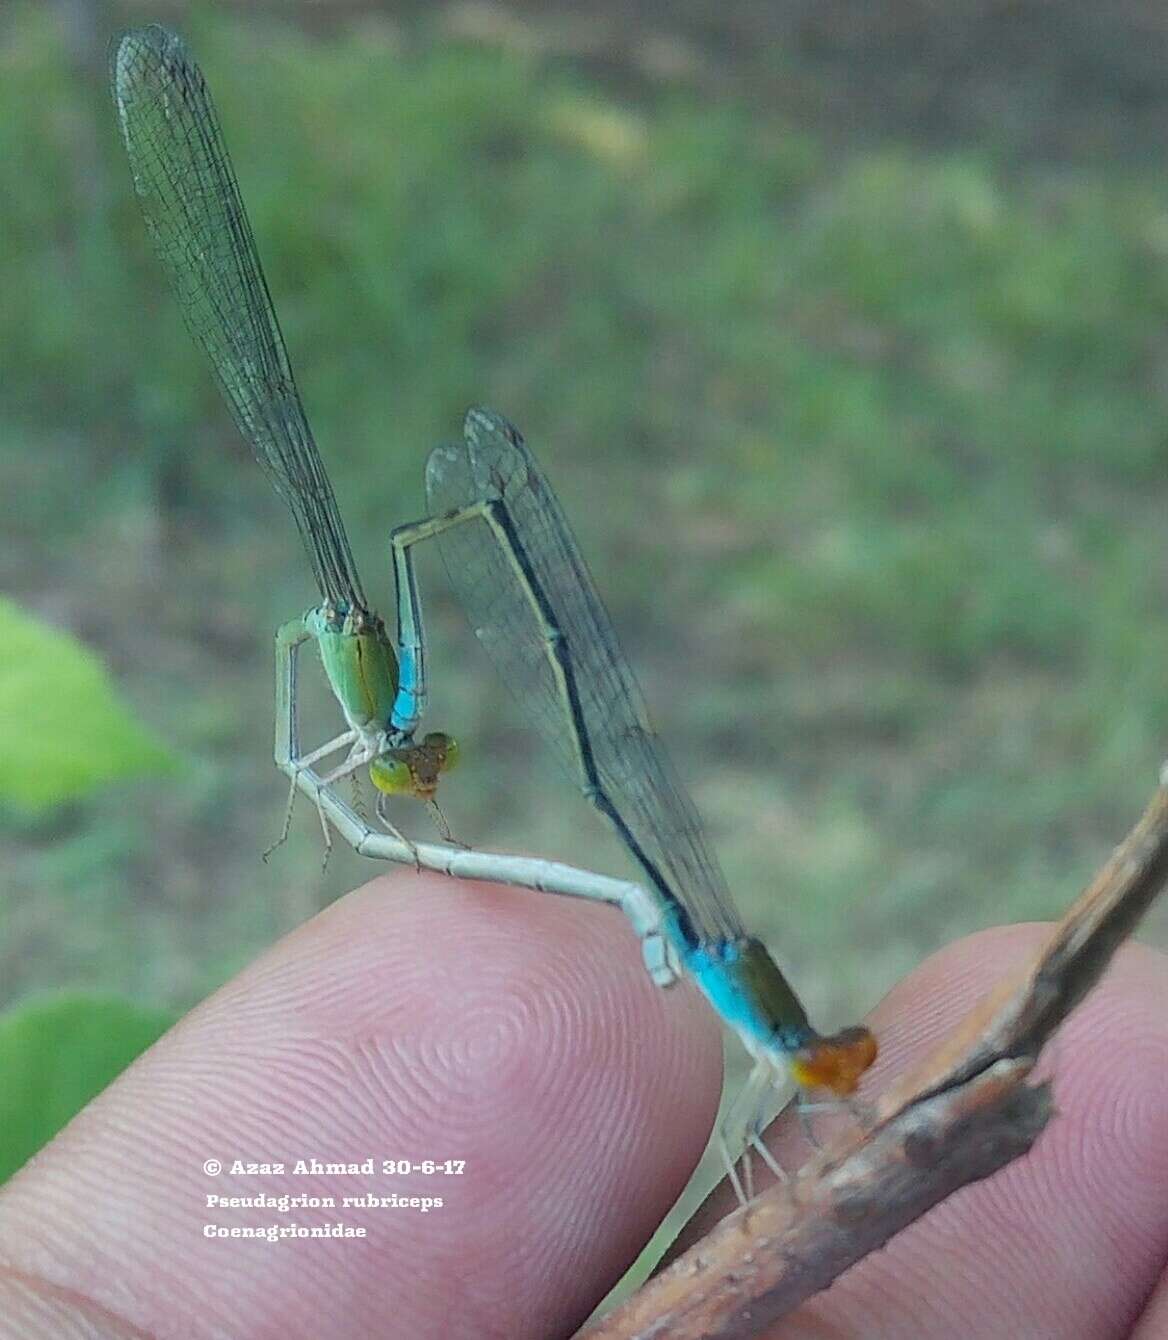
[{"left": 3, "top": 0, "right": 1168, "bottom": 1195}]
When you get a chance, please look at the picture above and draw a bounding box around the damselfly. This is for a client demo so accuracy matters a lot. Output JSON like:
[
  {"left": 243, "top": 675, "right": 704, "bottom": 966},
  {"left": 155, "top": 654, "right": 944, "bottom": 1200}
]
[
  {"left": 111, "top": 28, "right": 687, "bottom": 950},
  {"left": 111, "top": 25, "right": 458, "bottom": 858},
  {"left": 391, "top": 409, "right": 878, "bottom": 1198}
]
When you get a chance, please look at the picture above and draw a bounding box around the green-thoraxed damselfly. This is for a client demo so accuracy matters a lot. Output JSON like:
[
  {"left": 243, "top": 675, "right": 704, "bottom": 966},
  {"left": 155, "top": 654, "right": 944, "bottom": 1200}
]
[
  {"left": 112, "top": 24, "right": 459, "bottom": 859},
  {"left": 112, "top": 24, "right": 683, "bottom": 973}
]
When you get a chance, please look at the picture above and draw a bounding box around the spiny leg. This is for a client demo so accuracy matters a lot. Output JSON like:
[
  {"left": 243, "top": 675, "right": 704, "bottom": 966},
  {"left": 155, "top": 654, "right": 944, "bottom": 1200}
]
[
  {"left": 750, "top": 1128, "right": 789, "bottom": 1186},
  {"left": 264, "top": 730, "right": 361, "bottom": 861},
  {"left": 723, "top": 1069, "right": 755, "bottom": 1203},
  {"left": 717, "top": 1061, "right": 776, "bottom": 1207},
  {"left": 315, "top": 790, "right": 333, "bottom": 871},
  {"left": 719, "top": 1136, "right": 749, "bottom": 1208},
  {"left": 425, "top": 797, "right": 468, "bottom": 847},
  {"left": 747, "top": 1075, "right": 794, "bottom": 1187},
  {"left": 263, "top": 771, "right": 300, "bottom": 863},
  {"left": 375, "top": 791, "right": 421, "bottom": 871},
  {"left": 267, "top": 618, "right": 312, "bottom": 861},
  {"left": 349, "top": 770, "right": 368, "bottom": 823}
]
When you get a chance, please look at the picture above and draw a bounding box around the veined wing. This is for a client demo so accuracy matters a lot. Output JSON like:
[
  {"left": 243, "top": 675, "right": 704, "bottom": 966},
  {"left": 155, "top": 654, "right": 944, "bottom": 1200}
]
[
  {"left": 112, "top": 25, "right": 366, "bottom": 611},
  {"left": 426, "top": 408, "right": 745, "bottom": 944}
]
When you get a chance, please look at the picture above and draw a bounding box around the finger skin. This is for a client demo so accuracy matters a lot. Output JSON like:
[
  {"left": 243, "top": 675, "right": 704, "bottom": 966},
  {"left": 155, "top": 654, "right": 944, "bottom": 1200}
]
[
  {"left": 0, "top": 872, "right": 722, "bottom": 1340},
  {"left": 685, "top": 924, "right": 1168, "bottom": 1340},
  {"left": 6, "top": 901, "right": 1165, "bottom": 1339}
]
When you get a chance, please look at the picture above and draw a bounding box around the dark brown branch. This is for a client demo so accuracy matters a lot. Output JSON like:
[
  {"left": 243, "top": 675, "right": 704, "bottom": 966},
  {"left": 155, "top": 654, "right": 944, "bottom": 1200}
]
[{"left": 579, "top": 777, "right": 1168, "bottom": 1340}]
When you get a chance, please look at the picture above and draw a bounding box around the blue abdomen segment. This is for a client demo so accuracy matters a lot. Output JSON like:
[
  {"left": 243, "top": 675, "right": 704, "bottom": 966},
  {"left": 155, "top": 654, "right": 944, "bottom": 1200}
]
[
  {"left": 390, "top": 647, "right": 422, "bottom": 736},
  {"left": 684, "top": 937, "right": 816, "bottom": 1058},
  {"left": 669, "top": 929, "right": 877, "bottom": 1094},
  {"left": 306, "top": 604, "right": 399, "bottom": 735}
]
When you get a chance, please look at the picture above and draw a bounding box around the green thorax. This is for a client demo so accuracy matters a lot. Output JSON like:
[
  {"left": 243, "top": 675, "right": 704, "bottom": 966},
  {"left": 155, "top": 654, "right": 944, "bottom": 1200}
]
[{"left": 305, "top": 603, "right": 398, "bottom": 737}]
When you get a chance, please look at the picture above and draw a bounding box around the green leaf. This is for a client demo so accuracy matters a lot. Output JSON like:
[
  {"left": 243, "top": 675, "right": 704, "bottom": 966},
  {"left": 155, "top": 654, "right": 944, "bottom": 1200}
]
[
  {"left": 0, "top": 994, "right": 178, "bottom": 1183},
  {"left": 0, "top": 595, "right": 175, "bottom": 810}
]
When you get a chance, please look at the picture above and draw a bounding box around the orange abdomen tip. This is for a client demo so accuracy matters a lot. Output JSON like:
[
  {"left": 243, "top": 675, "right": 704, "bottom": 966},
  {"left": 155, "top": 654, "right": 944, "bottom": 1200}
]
[{"left": 790, "top": 1025, "right": 878, "bottom": 1096}]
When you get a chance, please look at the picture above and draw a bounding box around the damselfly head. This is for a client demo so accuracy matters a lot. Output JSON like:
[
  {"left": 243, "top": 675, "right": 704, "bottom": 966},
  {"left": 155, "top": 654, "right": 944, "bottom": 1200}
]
[
  {"left": 368, "top": 754, "right": 412, "bottom": 796},
  {"left": 368, "top": 733, "right": 459, "bottom": 800},
  {"left": 789, "top": 1025, "right": 877, "bottom": 1096},
  {"left": 422, "top": 732, "right": 460, "bottom": 772}
]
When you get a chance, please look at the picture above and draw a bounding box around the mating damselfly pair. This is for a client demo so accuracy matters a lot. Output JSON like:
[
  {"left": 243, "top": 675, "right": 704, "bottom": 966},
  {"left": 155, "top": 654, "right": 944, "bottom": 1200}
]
[{"left": 112, "top": 24, "right": 876, "bottom": 1202}]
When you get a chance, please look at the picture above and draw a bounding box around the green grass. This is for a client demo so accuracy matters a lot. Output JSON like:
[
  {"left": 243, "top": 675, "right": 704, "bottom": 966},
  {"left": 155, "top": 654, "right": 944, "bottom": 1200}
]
[{"left": 3, "top": 3, "right": 1167, "bottom": 1056}]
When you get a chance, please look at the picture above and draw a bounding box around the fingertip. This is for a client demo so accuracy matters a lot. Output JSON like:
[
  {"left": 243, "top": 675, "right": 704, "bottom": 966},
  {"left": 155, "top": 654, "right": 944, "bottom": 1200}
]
[{"left": 0, "top": 869, "right": 723, "bottom": 1337}]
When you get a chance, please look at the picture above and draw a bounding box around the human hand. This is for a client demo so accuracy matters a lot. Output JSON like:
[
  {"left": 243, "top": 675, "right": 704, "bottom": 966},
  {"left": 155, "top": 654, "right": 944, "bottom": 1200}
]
[{"left": 0, "top": 873, "right": 1164, "bottom": 1338}]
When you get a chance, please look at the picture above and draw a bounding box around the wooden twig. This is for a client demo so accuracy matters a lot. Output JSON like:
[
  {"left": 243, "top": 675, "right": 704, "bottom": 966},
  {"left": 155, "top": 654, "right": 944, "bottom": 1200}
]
[{"left": 579, "top": 776, "right": 1168, "bottom": 1340}]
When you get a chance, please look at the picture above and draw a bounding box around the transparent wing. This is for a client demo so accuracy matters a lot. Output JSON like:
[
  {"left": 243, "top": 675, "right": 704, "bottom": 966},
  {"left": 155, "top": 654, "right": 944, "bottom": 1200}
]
[
  {"left": 426, "top": 407, "right": 744, "bottom": 943},
  {"left": 112, "top": 25, "right": 366, "bottom": 611}
]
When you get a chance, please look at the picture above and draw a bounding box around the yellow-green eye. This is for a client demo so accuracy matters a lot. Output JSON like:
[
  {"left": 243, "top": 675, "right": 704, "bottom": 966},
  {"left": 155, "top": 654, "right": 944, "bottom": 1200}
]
[
  {"left": 428, "top": 733, "right": 459, "bottom": 772},
  {"left": 369, "top": 755, "right": 413, "bottom": 795}
]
